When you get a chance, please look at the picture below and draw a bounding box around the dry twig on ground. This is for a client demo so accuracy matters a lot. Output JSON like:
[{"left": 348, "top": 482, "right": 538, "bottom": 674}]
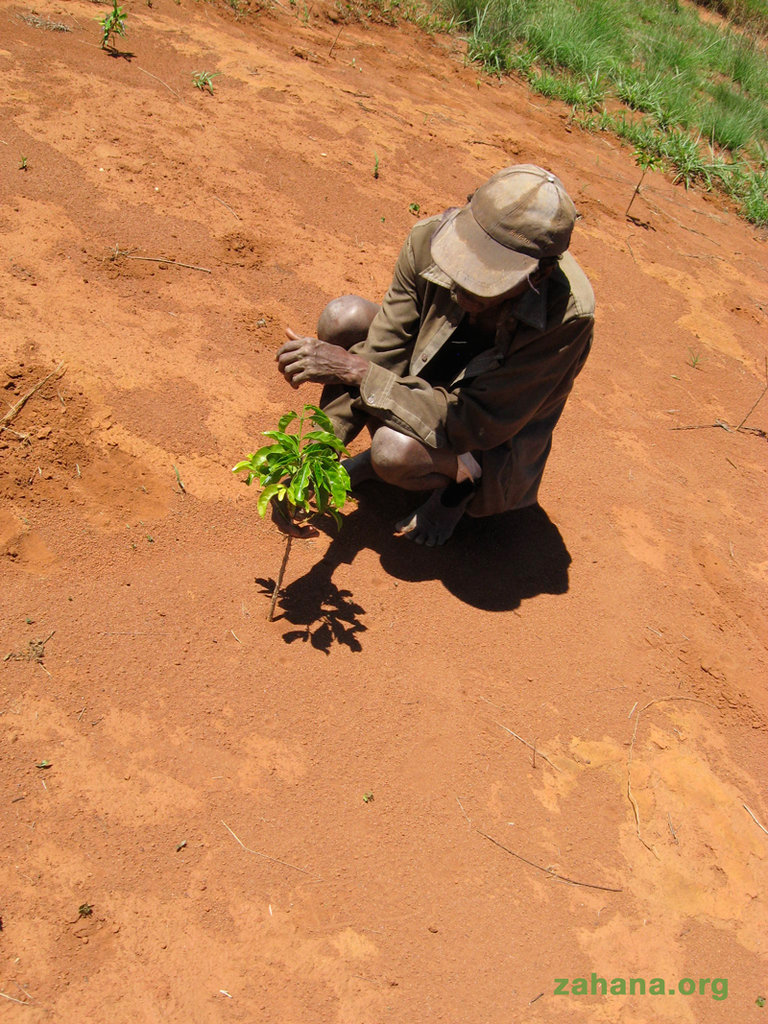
[
  {"left": 493, "top": 720, "right": 560, "bottom": 772},
  {"left": 743, "top": 804, "right": 768, "bottom": 836},
  {"left": 1, "top": 364, "right": 65, "bottom": 432},
  {"left": 476, "top": 829, "right": 622, "bottom": 893},
  {"left": 627, "top": 695, "right": 714, "bottom": 856},
  {"left": 221, "top": 820, "right": 313, "bottom": 875}
]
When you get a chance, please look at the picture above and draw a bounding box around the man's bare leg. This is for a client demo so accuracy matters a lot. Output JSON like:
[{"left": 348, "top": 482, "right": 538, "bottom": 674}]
[
  {"left": 366, "top": 427, "right": 475, "bottom": 546},
  {"left": 342, "top": 449, "right": 376, "bottom": 487},
  {"left": 317, "top": 295, "right": 380, "bottom": 349}
]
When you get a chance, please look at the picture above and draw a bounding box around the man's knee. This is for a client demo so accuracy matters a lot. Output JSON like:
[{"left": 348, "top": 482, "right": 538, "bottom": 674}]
[
  {"left": 370, "top": 427, "right": 423, "bottom": 484},
  {"left": 317, "top": 295, "right": 379, "bottom": 349}
]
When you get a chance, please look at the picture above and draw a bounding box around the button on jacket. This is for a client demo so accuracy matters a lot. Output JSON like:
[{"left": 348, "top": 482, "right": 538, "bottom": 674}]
[{"left": 321, "top": 214, "right": 595, "bottom": 517}]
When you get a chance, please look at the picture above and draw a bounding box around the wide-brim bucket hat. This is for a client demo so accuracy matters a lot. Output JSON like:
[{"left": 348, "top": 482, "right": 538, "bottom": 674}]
[{"left": 430, "top": 164, "right": 577, "bottom": 298}]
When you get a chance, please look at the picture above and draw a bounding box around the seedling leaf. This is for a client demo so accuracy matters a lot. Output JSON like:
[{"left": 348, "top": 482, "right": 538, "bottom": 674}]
[
  {"left": 304, "top": 404, "right": 334, "bottom": 431},
  {"left": 257, "top": 482, "right": 284, "bottom": 517},
  {"left": 278, "top": 411, "right": 298, "bottom": 431},
  {"left": 192, "top": 71, "right": 221, "bottom": 95}
]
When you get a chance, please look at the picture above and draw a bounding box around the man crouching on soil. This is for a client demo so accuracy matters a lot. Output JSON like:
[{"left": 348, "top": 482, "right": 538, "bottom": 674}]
[{"left": 276, "top": 164, "right": 594, "bottom": 547}]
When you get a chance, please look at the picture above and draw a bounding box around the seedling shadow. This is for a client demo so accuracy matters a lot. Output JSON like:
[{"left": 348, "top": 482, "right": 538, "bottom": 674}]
[
  {"left": 261, "top": 483, "right": 572, "bottom": 651},
  {"left": 626, "top": 215, "right": 654, "bottom": 231},
  {"left": 105, "top": 46, "right": 135, "bottom": 60},
  {"left": 254, "top": 571, "right": 367, "bottom": 655}
]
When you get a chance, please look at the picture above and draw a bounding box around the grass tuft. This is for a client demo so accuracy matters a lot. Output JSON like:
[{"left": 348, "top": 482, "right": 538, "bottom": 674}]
[{"left": 434, "top": 0, "right": 768, "bottom": 224}]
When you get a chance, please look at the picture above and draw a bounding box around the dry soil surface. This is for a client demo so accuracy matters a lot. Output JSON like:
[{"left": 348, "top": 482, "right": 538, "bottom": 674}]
[{"left": 1, "top": 1, "right": 767, "bottom": 1022}]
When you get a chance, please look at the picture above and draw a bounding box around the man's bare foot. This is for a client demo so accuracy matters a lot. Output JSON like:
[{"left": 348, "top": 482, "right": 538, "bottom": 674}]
[
  {"left": 394, "top": 487, "right": 473, "bottom": 546},
  {"left": 342, "top": 449, "right": 378, "bottom": 489}
]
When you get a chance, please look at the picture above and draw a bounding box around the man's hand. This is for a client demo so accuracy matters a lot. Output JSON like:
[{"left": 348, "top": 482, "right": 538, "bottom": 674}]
[
  {"left": 277, "top": 329, "right": 369, "bottom": 389},
  {"left": 270, "top": 496, "right": 318, "bottom": 538}
]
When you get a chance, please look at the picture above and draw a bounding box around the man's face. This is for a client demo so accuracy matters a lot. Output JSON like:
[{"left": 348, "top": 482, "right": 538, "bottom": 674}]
[{"left": 450, "top": 279, "right": 530, "bottom": 315}]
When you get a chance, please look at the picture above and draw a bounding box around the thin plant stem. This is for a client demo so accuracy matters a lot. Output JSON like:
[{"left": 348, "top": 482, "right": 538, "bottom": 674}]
[
  {"left": 626, "top": 169, "right": 646, "bottom": 218},
  {"left": 268, "top": 535, "right": 292, "bottom": 621},
  {"left": 736, "top": 357, "right": 768, "bottom": 430}
]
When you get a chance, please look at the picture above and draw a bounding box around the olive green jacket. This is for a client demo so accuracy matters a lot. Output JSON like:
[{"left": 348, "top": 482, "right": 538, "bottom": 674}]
[{"left": 322, "top": 215, "right": 594, "bottom": 516}]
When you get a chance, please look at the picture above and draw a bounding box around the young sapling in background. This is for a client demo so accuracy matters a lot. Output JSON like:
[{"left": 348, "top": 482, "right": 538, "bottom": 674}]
[
  {"left": 192, "top": 71, "right": 221, "bottom": 95},
  {"left": 233, "top": 404, "right": 351, "bottom": 621},
  {"left": 99, "top": 0, "right": 127, "bottom": 50},
  {"left": 626, "top": 147, "right": 663, "bottom": 219}
]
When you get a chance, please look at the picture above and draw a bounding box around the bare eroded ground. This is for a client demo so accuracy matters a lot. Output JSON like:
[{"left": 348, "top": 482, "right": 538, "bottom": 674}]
[{"left": 1, "top": 0, "right": 767, "bottom": 1020}]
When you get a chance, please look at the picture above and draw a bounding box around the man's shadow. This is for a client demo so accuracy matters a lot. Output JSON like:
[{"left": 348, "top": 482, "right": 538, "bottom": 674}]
[{"left": 258, "top": 483, "right": 572, "bottom": 653}]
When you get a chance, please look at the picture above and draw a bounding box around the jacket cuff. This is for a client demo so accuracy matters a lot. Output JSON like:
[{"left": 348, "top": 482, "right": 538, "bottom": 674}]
[
  {"left": 359, "top": 361, "right": 395, "bottom": 412},
  {"left": 356, "top": 362, "right": 439, "bottom": 447}
]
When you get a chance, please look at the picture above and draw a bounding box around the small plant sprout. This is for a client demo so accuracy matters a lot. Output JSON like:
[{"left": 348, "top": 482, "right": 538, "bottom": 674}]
[
  {"left": 363, "top": 791, "right": 374, "bottom": 803},
  {"left": 192, "top": 71, "right": 220, "bottom": 95},
  {"left": 19, "top": 156, "right": 28, "bottom": 171},
  {"left": 173, "top": 464, "right": 187, "bottom": 494},
  {"left": 408, "top": 202, "right": 421, "bottom": 216},
  {"left": 626, "top": 147, "right": 663, "bottom": 219},
  {"left": 78, "top": 903, "right": 93, "bottom": 919},
  {"left": 688, "top": 348, "right": 702, "bottom": 370},
  {"left": 99, "top": 0, "right": 127, "bottom": 50},
  {"left": 233, "top": 404, "right": 351, "bottom": 621},
  {"left": 373, "top": 153, "right": 379, "bottom": 179}
]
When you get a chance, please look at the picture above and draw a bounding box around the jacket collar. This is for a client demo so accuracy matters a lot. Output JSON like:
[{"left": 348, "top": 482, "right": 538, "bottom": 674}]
[{"left": 420, "top": 262, "right": 548, "bottom": 331}]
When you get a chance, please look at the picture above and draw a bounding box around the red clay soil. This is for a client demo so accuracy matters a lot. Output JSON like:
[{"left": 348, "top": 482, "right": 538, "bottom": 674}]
[{"left": 1, "top": 1, "right": 767, "bottom": 1021}]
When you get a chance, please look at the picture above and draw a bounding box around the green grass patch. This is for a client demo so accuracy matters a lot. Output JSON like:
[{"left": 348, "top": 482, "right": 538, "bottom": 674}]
[{"left": 434, "top": 0, "right": 768, "bottom": 224}]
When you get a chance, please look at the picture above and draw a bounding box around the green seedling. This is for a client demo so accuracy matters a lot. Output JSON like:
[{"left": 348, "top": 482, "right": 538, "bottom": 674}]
[
  {"left": 173, "top": 464, "right": 187, "bottom": 494},
  {"left": 373, "top": 153, "right": 379, "bottom": 179},
  {"left": 688, "top": 348, "right": 702, "bottom": 369},
  {"left": 19, "top": 156, "right": 28, "bottom": 171},
  {"left": 233, "top": 404, "right": 351, "bottom": 621},
  {"left": 35, "top": 760, "right": 52, "bottom": 770},
  {"left": 67, "top": 903, "right": 93, "bottom": 924},
  {"left": 408, "top": 202, "right": 421, "bottom": 216},
  {"left": 756, "top": 995, "right": 765, "bottom": 1007},
  {"left": 363, "top": 791, "right": 374, "bottom": 803},
  {"left": 192, "top": 71, "right": 220, "bottom": 95},
  {"left": 99, "top": 0, "right": 127, "bottom": 50},
  {"left": 626, "top": 148, "right": 663, "bottom": 219}
]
